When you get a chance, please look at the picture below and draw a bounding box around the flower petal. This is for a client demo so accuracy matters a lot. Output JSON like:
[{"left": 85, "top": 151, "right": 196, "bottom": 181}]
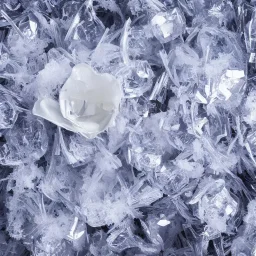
[
  {"left": 32, "top": 98, "right": 103, "bottom": 139},
  {"left": 59, "top": 63, "right": 122, "bottom": 136},
  {"left": 32, "top": 98, "right": 78, "bottom": 132}
]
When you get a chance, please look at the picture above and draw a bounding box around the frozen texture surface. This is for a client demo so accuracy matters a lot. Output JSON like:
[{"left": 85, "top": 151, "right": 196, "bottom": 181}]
[{"left": 0, "top": 0, "right": 255, "bottom": 256}]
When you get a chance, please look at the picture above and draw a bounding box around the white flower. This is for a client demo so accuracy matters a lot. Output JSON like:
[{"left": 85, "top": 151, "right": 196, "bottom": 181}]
[{"left": 33, "top": 63, "right": 122, "bottom": 138}]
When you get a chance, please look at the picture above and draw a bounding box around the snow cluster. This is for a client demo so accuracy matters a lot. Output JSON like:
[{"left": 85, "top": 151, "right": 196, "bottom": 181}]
[{"left": 0, "top": 0, "right": 255, "bottom": 255}]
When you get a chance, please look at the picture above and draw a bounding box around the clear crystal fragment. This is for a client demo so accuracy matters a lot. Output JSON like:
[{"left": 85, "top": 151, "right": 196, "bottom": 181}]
[
  {"left": 0, "top": 94, "right": 17, "bottom": 129},
  {"left": 0, "top": 114, "right": 48, "bottom": 165},
  {"left": 216, "top": 69, "right": 245, "bottom": 101},
  {"left": 120, "top": 60, "right": 154, "bottom": 98},
  {"left": 190, "top": 179, "right": 238, "bottom": 232},
  {"left": 65, "top": 3, "right": 105, "bottom": 49},
  {"left": 151, "top": 8, "right": 185, "bottom": 43}
]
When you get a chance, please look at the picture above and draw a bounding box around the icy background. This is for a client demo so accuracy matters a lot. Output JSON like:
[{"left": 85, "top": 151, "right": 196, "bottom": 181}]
[{"left": 0, "top": 0, "right": 256, "bottom": 255}]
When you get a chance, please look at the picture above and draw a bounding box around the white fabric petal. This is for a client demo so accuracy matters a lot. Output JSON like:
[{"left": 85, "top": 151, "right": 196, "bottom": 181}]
[
  {"left": 32, "top": 98, "right": 77, "bottom": 132},
  {"left": 33, "top": 98, "right": 101, "bottom": 138},
  {"left": 59, "top": 63, "right": 122, "bottom": 135},
  {"left": 33, "top": 64, "right": 122, "bottom": 138}
]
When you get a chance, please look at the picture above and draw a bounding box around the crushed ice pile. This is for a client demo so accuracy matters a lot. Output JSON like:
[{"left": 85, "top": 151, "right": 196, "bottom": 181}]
[{"left": 1, "top": 0, "right": 256, "bottom": 255}]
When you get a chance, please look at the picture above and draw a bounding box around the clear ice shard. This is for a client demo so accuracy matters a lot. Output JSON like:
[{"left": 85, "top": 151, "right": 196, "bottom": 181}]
[
  {"left": 189, "top": 179, "right": 238, "bottom": 233},
  {"left": 65, "top": 2, "right": 105, "bottom": 49},
  {"left": 151, "top": 8, "right": 185, "bottom": 43},
  {"left": 0, "top": 94, "right": 17, "bottom": 129},
  {"left": 215, "top": 69, "right": 245, "bottom": 101},
  {"left": 0, "top": 113, "right": 48, "bottom": 165},
  {"left": 121, "top": 60, "right": 155, "bottom": 98}
]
